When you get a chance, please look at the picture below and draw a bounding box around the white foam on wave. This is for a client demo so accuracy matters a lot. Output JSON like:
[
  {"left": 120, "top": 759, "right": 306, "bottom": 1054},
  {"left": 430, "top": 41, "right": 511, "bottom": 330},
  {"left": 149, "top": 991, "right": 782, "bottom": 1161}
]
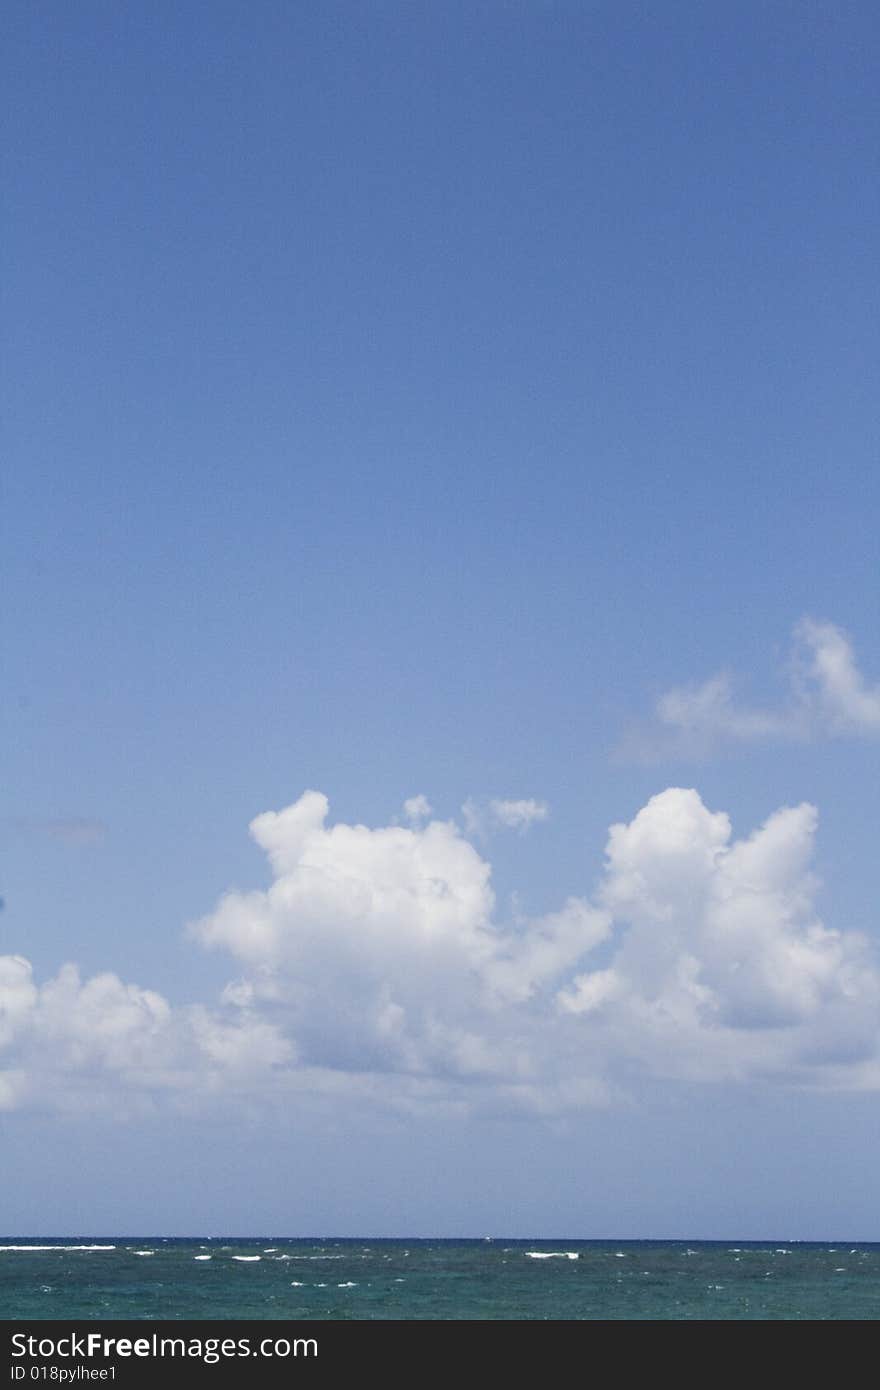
[
  {"left": 338, "top": 1281, "right": 357, "bottom": 1288},
  {"left": 232, "top": 1255, "right": 261, "bottom": 1262},
  {"left": 525, "top": 1251, "right": 579, "bottom": 1260},
  {"left": 290, "top": 1281, "right": 304, "bottom": 1287},
  {"left": 133, "top": 1251, "right": 154, "bottom": 1257},
  {"left": 0, "top": 1251, "right": 114, "bottom": 1262},
  {"left": 263, "top": 1248, "right": 278, "bottom": 1253},
  {"left": 194, "top": 1255, "right": 212, "bottom": 1261}
]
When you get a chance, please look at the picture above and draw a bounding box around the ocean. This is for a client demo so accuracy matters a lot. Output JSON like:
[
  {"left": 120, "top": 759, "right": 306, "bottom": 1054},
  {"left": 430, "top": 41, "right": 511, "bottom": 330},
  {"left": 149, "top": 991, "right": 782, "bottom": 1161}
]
[{"left": 1, "top": 1238, "right": 878, "bottom": 1320}]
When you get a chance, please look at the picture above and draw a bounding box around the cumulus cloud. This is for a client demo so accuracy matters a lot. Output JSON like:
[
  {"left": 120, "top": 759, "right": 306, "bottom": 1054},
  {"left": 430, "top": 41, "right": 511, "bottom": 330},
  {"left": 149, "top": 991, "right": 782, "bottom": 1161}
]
[
  {"left": 3, "top": 787, "right": 879, "bottom": 1116},
  {"left": 192, "top": 791, "right": 502, "bottom": 1078},
  {"left": 594, "top": 790, "right": 874, "bottom": 1038},
  {"left": 191, "top": 788, "right": 879, "bottom": 1097},
  {"left": 629, "top": 618, "right": 880, "bottom": 758},
  {"left": 0, "top": 955, "right": 292, "bottom": 1114}
]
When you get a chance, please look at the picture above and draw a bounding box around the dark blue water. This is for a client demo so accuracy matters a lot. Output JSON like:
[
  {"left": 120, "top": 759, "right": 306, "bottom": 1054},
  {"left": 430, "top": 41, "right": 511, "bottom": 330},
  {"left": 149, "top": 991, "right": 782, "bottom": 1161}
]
[{"left": 2, "top": 1239, "right": 878, "bottom": 1320}]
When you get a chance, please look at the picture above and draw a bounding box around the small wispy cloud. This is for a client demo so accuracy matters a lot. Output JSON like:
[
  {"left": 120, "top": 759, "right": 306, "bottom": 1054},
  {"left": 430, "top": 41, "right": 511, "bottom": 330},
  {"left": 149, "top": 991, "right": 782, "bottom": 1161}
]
[
  {"left": 402, "top": 794, "right": 432, "bottom": 825},
  {"left": 42, "top": 819, "right": 107, "bottom": 847},
  {"left": 461, "top": 796, "right": 550, "bottom": 838},
  {"left": 1, "top": 817, "right": 107, "bottom": 847},
  {"left": 489, "top": 798, "right": 549, "bottom": 832},
  {"left": 794, "top": 617, "right": 880, "bottom": 734},
  {"left": 622, "top": 617, "right": 880, "bottom": 760}
]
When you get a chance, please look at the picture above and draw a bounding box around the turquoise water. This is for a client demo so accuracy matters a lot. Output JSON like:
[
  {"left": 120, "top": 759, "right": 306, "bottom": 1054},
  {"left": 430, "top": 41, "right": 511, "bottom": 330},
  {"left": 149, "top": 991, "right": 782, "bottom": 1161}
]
[{"left": 2, "top": 1239, "right": 878, "bottom": 1320}]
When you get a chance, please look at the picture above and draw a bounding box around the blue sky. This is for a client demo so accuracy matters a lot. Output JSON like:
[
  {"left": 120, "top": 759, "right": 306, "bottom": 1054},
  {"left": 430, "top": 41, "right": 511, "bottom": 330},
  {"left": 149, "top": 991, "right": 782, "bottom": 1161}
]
[{"left": 3, "top": 1, "right": 879, "bottom": 1236}]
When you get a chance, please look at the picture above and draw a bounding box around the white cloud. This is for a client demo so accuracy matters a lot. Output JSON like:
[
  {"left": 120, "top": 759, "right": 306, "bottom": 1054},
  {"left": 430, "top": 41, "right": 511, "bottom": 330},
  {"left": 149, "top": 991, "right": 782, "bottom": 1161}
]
[
  {"left": 402, "top": 794, "right": 432, "bottom": 824},
  {"left": 596, "top": 790, "right": 865, "bottom": 1032},
  {"left": 489, "top": 798, "right": 549, "bottom": 831},
  {"left": 655, "top": 673, "right": 797, "bottom": 747},
  {"left": 460, "top": 796, "right": 549, "bottom": 837},
  {"left": 460, "top": 797, "right": 483, "bottom": 837},
  {"left": 0, "top": 955, "right": 293, "bottom": 1114},
  {"left": 190, "top": 788, "right": 879, "bottom": 1097},
  {"left": 794, "top": 617, "right": 880, "bottom": 734},
  {"left": 3, "top": 787, "right": 879, "bottom": 1115},
  {"left": 634, "top": 618, "right": 880, "bottom": 757},
  {"left": 486, "top": 898, "right": 610, "bottom": 1006},
  {"left": 192, "top": 791, "right": 501, "bottom": 1078},
  {"left": 557, "top": 968, "right": 622, "bottom": 1016}
]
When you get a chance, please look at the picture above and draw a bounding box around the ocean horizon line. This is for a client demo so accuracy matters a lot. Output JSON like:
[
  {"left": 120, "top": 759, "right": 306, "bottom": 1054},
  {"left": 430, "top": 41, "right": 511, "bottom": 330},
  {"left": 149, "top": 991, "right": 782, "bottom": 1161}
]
[{"left": 3, "top": 1234, "right": 879, "bottom": 1245}]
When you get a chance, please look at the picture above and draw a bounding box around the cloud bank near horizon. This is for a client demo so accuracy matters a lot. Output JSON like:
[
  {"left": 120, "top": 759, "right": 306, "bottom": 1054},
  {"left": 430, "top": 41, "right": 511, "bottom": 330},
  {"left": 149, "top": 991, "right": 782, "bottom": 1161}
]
[
  {"left": 2, "top": 787, "right": 878, "bottom": 1117},
  {"left": 626, "top": 618, "right": 880, "bottom": 759}
]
